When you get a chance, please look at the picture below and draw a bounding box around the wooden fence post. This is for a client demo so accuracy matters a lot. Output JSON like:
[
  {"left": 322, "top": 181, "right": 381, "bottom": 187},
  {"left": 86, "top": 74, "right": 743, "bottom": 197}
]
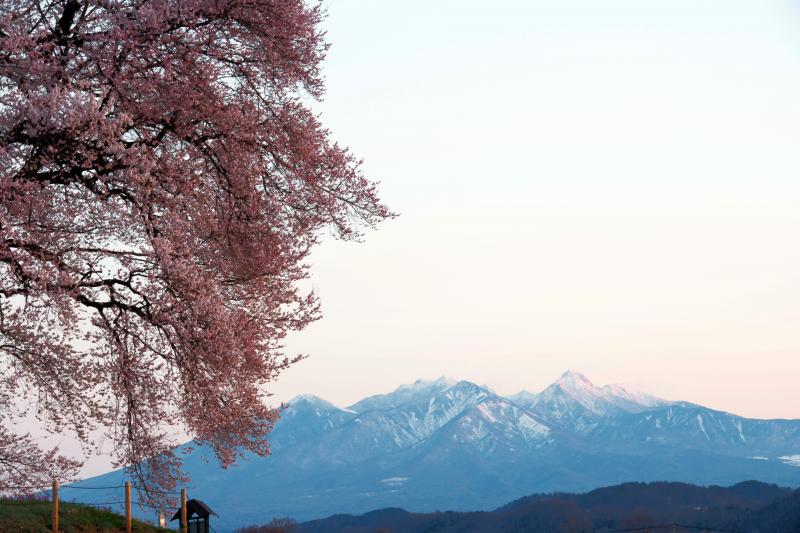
[
  {"left": 181, "top": 488, "right": 187, "bottom": 533},
  {"left": 52, "top": 479, "right": 58, "bottom": 533},
  {"left": 125, "top": 481, "right": 131, "bottom": 533}
]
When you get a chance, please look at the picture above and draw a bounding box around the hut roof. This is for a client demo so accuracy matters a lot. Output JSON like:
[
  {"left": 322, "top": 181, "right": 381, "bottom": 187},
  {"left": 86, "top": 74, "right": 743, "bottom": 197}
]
[{"left": 170, "top": 499, "right": 218, "bottom": 521}]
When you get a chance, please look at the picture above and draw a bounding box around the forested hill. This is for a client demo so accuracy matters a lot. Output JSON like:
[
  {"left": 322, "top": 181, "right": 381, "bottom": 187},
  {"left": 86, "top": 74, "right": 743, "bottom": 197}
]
[{"left": 296, "top": 481, "right": 800, "bottom": 533}]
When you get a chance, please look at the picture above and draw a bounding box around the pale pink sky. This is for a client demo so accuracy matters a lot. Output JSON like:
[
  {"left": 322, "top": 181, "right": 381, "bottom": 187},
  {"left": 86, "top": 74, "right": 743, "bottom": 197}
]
[{"left": 265, "top": 0, "right": 800, "bottom": 420}]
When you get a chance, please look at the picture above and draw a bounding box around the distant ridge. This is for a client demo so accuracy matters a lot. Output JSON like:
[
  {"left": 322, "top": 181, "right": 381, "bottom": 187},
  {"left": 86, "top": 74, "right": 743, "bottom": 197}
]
[
  {"left": 298, "top": 481, "right": 800, "bottom": 533},
  {"left": 71, "top": 371, "right": 800, "bottom": 531},
  {"left": 295, "top": 480, "right": 798, "bottom": 533}
]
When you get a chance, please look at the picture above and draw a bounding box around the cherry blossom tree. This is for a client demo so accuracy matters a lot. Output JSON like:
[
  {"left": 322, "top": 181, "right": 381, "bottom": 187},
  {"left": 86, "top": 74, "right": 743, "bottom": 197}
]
[{"left": 0, "top": 0, "right": 391, "bottom": 502}]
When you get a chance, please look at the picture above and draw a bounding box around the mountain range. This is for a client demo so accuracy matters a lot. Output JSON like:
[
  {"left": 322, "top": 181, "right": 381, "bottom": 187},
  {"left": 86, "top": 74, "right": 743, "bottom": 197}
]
[{"left": 69, "top": 371, "right": 800, "bottom": 531}]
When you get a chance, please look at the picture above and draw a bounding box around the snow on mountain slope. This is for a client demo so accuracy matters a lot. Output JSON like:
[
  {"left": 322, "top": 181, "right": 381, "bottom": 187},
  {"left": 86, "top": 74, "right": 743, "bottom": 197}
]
[
  {"left": 588, "top": 403, "right": 800, "bottom": 456},
  {"left": 508, "top": 389, "right": 538, "bottom": 405},
  {"left": 601, "top": 383, "right": 670, "bottom": 412},
  {"left": 348, "top": 376, "right": 458, "bottom": 413},
  {"left": 347, "top": 381, "right": 491, "bottom": 446},
  {"left": 283, "top": 394, "right": 357, "bottom": 422},
  {"left": 268, "top": 380, "right": 499, "bottom": 466},
  {"left": 439, "top": 397, "right": 552, "bottom": 454},
  {"left": 509, "top": 371, "right": 621, "bottom": 433},
  {"left": 510, "top": 371, "right": 670, "bottom": 432},
  {"left": 278, "top": 375, "right": 794, "bottom": 463},
  {"left": 269, "top": 394, "right": 357, "bottom": 451}
]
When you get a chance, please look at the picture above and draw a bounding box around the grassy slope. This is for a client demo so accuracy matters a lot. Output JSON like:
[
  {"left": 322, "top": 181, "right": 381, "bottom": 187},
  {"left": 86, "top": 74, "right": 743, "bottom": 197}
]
[{"left": 0, "top": 499, "right": 173, "bottom": 533}]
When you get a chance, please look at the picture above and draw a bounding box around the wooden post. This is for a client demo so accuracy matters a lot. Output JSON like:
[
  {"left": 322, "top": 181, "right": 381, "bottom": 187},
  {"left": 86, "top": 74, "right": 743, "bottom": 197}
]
[
  {"left": 52, "top": 479, "right": 58, "bottom": 533},
  {"left": 181, "top": 488, "right": 187, "bottom": 533},
  {"left": 125, "top": 481, "right": 131, "bottom": 533}
]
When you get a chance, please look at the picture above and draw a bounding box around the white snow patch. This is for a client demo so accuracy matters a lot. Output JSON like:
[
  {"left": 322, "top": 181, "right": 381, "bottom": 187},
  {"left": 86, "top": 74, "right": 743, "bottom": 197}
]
[
  {"left": 381, "top": 477, "right": 409, "bottom": 487},
  {"left": 696, "top": 414, "right": 710, "bottom": 440},
  {"left": 476, "top": 402, "right": 498, "bottom": 423},
  {"left": 518, "top": 414, "right": 551, "bottom": 440},
  {"left": 779, "top": 455, "right": 800, "bottom": 467},
  {"left": 291, "top": 394, "right": 322, "bottom": 403},
  {"left": 399, "top": 376, "right": 458, "bottom": 391},
  {"left": 735, "top": 420, "right": 746, "bottom": 443},
  {"left": 602, "top": 383, "right": 668, "bottom": 408}
]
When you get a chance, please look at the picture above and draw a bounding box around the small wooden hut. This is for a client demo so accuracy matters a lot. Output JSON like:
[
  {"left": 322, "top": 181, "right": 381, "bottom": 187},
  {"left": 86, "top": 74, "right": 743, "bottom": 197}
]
[{"left": 171, "top": 499, "right": 218, "bottom": 533}]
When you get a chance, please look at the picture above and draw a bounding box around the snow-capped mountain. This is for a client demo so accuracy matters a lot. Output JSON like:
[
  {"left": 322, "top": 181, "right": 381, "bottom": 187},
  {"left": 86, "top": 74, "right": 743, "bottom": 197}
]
[
  {"left": 600, "top": 383, "right": 668, "bottom": 411},
  {"left": 588, "top": 402, "right": 800, "bottom": 456},
  {"left": 71, "top": 372, "right": 800, "bottom": 532},
  {"left": 509, "top": 370, "right": 670, "bottom": 433},
  {"left": 347, "top": 376, "right": 459, "bottom": 412}
]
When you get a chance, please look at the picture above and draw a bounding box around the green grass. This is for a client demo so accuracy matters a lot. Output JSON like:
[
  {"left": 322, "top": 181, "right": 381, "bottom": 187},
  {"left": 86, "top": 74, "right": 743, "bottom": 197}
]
[{"left": 0, "top": 498, "right": 174, "bottom": 533}]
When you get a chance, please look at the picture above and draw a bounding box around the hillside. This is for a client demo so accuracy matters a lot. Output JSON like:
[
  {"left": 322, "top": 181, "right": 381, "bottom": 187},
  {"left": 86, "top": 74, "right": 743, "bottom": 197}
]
[
  {"left": 296, "top": 480, "right": 799, "bottom": 533},
  {"left": 0, "top": 498, "right": 171, "bottom": 533}
]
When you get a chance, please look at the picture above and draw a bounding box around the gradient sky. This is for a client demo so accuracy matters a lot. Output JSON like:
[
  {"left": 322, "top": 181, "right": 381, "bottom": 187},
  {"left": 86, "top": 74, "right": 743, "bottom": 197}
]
[
  {"left": 264, "top": 0, "right": 800, "bottom": 420},
  {"left": 29, "top": 0, "right": 800, "bottom": 478}
]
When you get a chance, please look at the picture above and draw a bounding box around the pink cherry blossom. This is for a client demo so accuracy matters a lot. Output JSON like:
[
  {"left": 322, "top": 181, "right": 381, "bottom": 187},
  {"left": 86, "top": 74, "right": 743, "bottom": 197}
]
[{"left": 0, "top": 0, "right": 392, "bottom": 505}]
